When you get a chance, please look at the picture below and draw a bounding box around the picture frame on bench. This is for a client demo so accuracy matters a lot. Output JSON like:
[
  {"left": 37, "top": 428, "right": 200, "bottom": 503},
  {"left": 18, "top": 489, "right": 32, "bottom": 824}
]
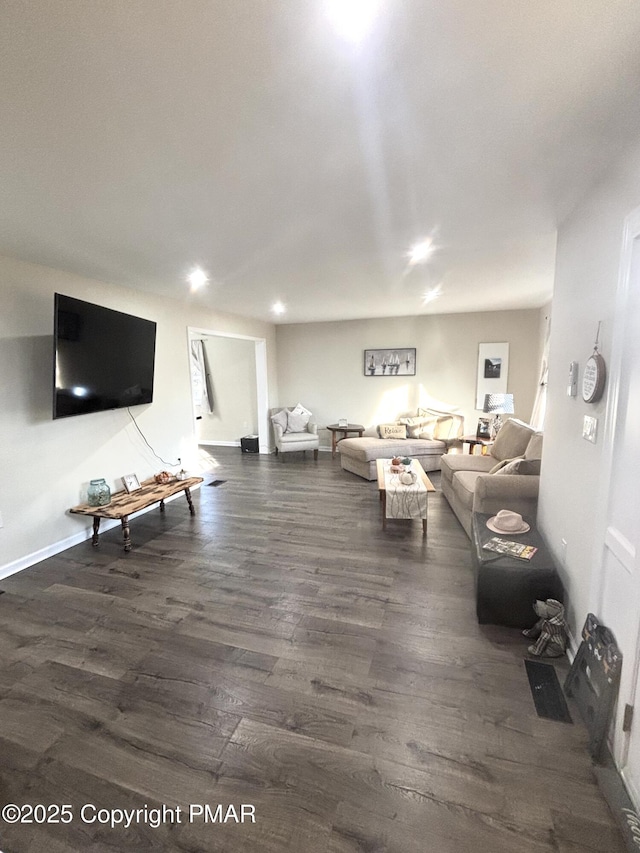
[{"left": 122, "top": 473, "right": 141, "bottom": 493}]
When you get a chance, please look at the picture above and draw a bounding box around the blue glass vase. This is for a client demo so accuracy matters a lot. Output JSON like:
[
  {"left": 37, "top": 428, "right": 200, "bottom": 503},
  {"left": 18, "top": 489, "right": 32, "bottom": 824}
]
[{"left": 87, "top": 478, "right": 111, "bottom": 507}]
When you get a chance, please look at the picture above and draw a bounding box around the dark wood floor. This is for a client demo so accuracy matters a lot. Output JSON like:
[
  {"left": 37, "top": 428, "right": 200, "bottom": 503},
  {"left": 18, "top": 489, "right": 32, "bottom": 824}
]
[{"left": 0, "top": 448, "right": 625, "bottom": 852}]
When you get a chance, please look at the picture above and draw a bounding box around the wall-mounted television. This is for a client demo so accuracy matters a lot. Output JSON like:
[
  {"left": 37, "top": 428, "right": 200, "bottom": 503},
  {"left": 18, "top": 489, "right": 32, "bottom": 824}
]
[{"left": 53, "top": 293, "right": 157, "bottom": 419}]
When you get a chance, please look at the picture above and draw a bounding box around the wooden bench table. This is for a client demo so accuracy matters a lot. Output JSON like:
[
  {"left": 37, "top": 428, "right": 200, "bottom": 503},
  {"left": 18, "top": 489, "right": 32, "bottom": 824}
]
[{"left": 70, "top": 477, "right": 203, "bottom": 552}]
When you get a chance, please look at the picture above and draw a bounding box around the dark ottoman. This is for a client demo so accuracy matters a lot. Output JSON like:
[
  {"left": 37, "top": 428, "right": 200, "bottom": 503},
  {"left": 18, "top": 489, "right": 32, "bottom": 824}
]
[{"left": 471, "top": 512, "right": 564, "bottom": 628}]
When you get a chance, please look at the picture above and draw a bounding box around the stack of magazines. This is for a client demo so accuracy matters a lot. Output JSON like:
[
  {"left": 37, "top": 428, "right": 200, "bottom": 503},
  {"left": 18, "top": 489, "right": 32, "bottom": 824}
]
[{"left": 482, "top": 537, "right": 538, "bottom": 560}]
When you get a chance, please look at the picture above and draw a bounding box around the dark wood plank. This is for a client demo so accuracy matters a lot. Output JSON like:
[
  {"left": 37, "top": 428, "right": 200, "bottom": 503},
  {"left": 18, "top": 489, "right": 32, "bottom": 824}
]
[{"left": 0, "top": 448, "right": 626, "bottom": 852}]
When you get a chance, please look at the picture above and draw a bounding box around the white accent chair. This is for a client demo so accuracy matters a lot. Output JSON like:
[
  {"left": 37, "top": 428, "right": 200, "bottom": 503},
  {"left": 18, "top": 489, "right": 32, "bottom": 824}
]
[{"left": 270, "top": 407, "right": 319, "bottom": 461}]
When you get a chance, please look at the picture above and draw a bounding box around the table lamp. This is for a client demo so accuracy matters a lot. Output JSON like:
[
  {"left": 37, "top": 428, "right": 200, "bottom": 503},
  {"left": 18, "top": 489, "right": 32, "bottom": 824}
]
[{"left": 483, "top": 393, "right": 514, "bottom": 437}]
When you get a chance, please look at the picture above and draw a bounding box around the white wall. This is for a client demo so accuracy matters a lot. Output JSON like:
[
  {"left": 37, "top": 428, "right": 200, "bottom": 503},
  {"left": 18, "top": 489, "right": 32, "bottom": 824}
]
[
  {"left": 0, "top": 254, "right": 277, "bottom": 574},
  {"left": 538, "top": 145, "right": 640, "bottom": 639},
  {"left": 194, "top": 335, "right": 258, "bottom": 444},
  {"left": 275, "top": 310, "right": 543, "bottom": 446}
]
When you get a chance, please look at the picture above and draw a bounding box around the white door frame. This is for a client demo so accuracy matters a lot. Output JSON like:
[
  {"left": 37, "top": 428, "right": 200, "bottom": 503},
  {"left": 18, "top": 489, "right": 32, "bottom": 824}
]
[
  {"left": 589, "top": 205, "right": 640, "bottom": 802},
  {"left": 187, "top": 327, "right": 270, "bottom": 453}
]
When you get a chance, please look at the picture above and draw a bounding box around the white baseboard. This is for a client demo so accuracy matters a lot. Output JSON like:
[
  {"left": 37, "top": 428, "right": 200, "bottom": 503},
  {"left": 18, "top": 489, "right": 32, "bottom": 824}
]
[
  {"left": 0, "top": 485, "right": 202, "bottom": 582},
  {"left": 198, "top": 440, "right": 241, "bottom": 447}
]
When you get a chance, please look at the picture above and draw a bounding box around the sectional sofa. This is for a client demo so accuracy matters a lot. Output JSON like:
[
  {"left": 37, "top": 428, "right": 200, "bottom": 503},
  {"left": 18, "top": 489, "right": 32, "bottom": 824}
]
[{"left": 339, "top": 410, "right": 464, "bottom": 480}]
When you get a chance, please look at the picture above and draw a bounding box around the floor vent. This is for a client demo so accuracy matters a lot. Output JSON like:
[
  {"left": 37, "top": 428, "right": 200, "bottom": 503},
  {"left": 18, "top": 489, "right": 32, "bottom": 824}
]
[{"left": 524, "top": 659, "right": 573, "bottom": 723}]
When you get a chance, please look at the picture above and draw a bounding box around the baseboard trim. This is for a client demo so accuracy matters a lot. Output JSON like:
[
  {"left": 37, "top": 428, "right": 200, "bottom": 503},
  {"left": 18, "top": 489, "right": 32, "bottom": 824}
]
[
  {"left": 198, "top": 440, "right": 241, "bottom": 447},
  {"left": 595, "top": 748, "right": 640, "bottom": 850},
  {"left": 0, "top": 484, "right": 202, "bottom": 582}
]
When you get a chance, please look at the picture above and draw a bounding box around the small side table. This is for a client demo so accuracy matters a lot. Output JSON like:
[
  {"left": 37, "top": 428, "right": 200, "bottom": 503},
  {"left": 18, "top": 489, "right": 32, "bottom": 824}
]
[
  {"left": 326, "top": 423, "right": 365, "bottom": 458},
  {"left": 461, "top": 435, "right": 494, "bottom": 455}
]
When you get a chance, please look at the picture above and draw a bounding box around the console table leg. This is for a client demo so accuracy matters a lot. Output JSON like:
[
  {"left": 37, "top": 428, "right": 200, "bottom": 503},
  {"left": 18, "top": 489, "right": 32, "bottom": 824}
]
[
  {"left": 185, "top": 487, "right": 195, "bottom": 515},
  {"left": 159, "top": 499, "right": 165, "bottom": 513},
  {"left": 121, "top": 516, "right": 132, "bottom": 552},
  {"left": 92, "top": 516, "right": 101, "bottom": 547}
]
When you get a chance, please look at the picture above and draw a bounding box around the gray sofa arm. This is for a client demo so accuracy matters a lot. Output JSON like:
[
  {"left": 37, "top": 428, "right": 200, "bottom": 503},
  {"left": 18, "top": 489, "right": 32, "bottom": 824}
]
[
  {"left": 307, "top": 421, "right": 318, "bottom": 435},
  {"left": 473, "top": 474, "right": 540, "bottom": 518}
]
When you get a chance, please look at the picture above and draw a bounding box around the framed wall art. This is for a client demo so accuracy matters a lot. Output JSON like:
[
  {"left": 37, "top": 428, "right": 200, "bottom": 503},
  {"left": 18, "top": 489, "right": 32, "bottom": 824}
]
[
  {"left": 364, "top": 348, "right": 416, "bottom": 377},
  {"left": 476, "top": 342, "right": 509, "bottom": 408}
]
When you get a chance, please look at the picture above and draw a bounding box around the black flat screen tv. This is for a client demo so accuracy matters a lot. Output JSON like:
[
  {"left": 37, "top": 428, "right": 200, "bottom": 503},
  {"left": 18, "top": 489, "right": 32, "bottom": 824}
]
[{"left": 53, "top": 293, "right": 157, "bottom": 419}]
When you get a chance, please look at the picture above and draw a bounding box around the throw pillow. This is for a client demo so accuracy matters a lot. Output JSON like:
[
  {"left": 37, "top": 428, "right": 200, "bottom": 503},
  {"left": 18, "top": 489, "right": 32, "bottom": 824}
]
[
  {"left": 433, "top": 416, "right": 456, "bottom": 440},
  {"left": 417, "top": 406, "right": 453, "bottom": 417},
  {"left": 377, "top": 423, "right": 407, "bottom": 440},
  {"left": 291, "top": 402, "right": 312, "bottom": 417},
  {"left": 271, "top": 409, "right": 289, "bottom": 432},
  {"left": 489, "top": 456, "right": 522, "bottom": 474},
  {"left": 494, "top": 458, "right": 542, "bottom": 476},
  {"left": 524, "top": 432, "right": 544, "bottom": 460},
  {"left": 287, "top": 410, "right": 310, "bottom": 433},
  {"left": 398, "top": 415, "right": 436, "bottom": 439},
  {"left": 490, "top": 418, "right": 535, "bottom": 462}
]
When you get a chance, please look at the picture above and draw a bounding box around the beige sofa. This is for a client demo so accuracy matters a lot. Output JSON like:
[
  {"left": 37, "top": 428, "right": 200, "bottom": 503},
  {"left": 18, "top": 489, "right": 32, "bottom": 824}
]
[
  {"left": 339, "top": 411, "right": 464, "bottom": 480},
  {"left": 440, "top": 419, "right": 542, "bottom": 537}
]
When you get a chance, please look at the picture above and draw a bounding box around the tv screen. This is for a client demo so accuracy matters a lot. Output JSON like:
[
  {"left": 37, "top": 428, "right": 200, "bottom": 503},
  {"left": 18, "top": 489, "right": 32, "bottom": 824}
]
[{"left": 53, "top": 293, "right": 157, "bottom": 419}]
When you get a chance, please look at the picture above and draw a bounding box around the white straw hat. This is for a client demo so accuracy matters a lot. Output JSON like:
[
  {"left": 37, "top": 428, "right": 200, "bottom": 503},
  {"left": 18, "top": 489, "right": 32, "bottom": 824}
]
[{"left": 486, "top": 509, "right": 530, "bottom": 534}]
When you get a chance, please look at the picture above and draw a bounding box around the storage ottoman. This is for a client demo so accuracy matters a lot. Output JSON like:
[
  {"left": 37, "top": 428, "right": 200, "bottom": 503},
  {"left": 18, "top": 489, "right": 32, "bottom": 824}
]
[{"left": 471, "top": 512, "right": 564, "bottom": 628}]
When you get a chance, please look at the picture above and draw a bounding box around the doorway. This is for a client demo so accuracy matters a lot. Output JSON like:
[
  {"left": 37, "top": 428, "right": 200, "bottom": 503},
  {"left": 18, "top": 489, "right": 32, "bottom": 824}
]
[
  {"left": 591, "top": 206, "right": 640, "bottom": 808},
  {"left": 187, "top": 327, "right": 270, "bottom": 453}
]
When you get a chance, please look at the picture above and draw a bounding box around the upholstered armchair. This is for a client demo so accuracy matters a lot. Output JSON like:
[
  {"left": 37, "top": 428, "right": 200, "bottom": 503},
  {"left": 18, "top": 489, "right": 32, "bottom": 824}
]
[{"left": 270, "top": 405, "right": 319, "bottom": 461}]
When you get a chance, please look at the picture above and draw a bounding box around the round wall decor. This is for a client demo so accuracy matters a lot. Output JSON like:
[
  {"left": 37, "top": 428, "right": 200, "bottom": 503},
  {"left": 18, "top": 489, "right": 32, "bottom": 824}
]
[{"left": 582, "top": 351, "right": 606, "bottom": 403}]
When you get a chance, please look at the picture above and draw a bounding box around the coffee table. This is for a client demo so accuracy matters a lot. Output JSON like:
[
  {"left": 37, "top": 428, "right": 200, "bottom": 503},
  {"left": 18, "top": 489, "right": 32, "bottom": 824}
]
[{"left": 376, "top": 458, "right": 436, "bottom": 537}]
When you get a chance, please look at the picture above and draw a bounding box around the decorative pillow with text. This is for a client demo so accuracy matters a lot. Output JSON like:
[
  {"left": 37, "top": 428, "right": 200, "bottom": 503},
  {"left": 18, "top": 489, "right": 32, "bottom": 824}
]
[{"left": 377, "top": 423, "right": 407, "bottom": 440}]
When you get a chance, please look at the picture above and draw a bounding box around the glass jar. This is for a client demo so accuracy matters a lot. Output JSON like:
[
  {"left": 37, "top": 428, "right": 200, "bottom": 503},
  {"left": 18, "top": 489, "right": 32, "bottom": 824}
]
[{"left": 87, "top": 478, "right": 111, "bottom": 507}]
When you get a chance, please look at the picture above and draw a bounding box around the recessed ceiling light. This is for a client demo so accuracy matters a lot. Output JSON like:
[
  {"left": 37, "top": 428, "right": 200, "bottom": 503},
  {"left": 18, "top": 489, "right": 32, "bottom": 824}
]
[
  {"left": 408, "top": 238, "right": 436, "bottom": 267},
  {"left": 188, "top": 268, "right": 208, "bottom": 291},
  {"left": 325, "top": 0, "right": 382, "bottom": 44},
  {"left": 423, "top": 284, "right": 443, "bottom": 304},
  {"left": 272, "top": 301, "right": 286, "bottom": 315}
]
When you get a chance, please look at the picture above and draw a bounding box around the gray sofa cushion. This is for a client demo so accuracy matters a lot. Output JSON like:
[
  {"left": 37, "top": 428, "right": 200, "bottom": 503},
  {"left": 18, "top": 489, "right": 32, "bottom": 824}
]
[
  {"left": 490, "top": 418, "right": 535, "bottom": 462},
  {"left": 440, "top": 453, "right": 494, "bottom": 488},
  {"left": 339, "top": 436, "right": 445, "bottom": 462},
  {"left": 452, "top": 470, "right": 485, "bottom": 512},
  {"left": 524, "top": 432, "right": 544, "bottom": 460}
]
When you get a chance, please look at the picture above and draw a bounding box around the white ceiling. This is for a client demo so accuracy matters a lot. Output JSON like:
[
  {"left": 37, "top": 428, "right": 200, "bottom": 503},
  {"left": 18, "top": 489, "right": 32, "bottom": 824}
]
[{"left": 2, "top": 1, "right": 640, "bottom": 324}]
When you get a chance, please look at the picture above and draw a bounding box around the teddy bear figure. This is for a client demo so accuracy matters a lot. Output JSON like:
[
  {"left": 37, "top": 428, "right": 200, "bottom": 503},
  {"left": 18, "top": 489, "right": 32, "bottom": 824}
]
[{"left": 522, "top": 599, "right": 567, "bottom": 658}]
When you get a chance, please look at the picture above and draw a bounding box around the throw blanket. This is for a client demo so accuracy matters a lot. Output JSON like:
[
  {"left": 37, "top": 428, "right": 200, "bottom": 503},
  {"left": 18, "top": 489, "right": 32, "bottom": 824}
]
[{"left": 384, "top": 461, "right": 427, "bottom": 519}]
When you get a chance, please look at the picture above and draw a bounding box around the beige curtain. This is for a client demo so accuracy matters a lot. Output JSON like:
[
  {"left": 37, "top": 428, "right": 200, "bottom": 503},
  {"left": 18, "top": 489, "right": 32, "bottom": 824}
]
[
  {"left": 190, "top": 339, "right": 213, "bottom": 414},
  {"left": 531, "top": 317, "right": 550, "bottom": 430}
]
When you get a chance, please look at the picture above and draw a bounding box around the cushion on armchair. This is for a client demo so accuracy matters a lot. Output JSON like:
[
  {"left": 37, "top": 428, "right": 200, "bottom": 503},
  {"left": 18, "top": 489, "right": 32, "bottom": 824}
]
[
  {"left": 271, "top": 409, "right": 289, "bottom": 432},
  {"left": 287, "top": 409, "right": 311, "bottom": 432}
]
